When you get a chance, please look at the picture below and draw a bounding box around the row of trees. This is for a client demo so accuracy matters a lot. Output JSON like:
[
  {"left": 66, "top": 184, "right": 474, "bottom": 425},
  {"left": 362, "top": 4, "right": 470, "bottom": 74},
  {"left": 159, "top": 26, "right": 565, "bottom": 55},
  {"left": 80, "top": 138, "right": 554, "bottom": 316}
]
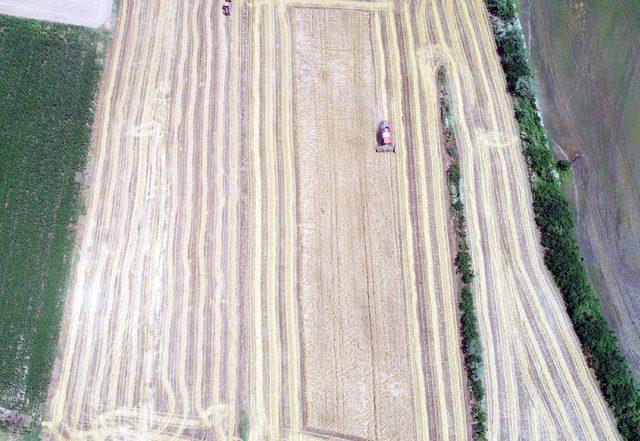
[
  {"left": 439, "top": 69, "right": 487, "bottom": 440},
  {"left": 484, "top": 1, "right": 640, "bottom": 438}
]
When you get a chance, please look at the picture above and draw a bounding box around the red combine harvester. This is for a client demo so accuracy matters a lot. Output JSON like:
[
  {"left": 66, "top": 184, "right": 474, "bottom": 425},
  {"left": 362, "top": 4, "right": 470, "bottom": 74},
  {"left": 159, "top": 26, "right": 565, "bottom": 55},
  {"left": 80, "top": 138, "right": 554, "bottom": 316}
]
[
  {"left": 223, "top": 0, "right": 231, "bottom": 16},
  {"left": 377, "top": 120, "right": 395, "bottom": 152}
]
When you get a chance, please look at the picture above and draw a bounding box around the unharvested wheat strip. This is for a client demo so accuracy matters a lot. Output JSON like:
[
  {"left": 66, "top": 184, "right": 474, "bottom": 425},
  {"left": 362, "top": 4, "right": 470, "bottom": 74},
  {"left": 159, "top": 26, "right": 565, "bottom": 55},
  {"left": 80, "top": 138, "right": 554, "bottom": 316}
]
[
  {"left": 277, "top": 3, "right": 303, "bottom": 436},
  {"left": 263, "top": 5, "right": 282, "bottom": 439},
  {"left": 248, "top": 5, "right": 267, "bottom": 439},
  {"left": 224, "top": 5, "right": 242, "bottom": 436},
  {"left": 399, "top": 3, "right": 452, "bottom": 436},
  {"left": 382, "top": 9, "right": 430, "bottom": 439}
]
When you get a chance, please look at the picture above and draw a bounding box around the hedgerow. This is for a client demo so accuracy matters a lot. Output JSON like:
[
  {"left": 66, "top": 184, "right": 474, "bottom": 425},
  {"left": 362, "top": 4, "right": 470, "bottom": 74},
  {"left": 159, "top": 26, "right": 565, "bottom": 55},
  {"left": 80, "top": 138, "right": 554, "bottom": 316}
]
[
  {"left": 0, "top": 14, "right": 105, "bottom": 420},
  {"left": 484, "top": 2, "right": 640, "bottom": 438},
  {"left": 439, "top": 69, "right": 487, "bottom": 440}
]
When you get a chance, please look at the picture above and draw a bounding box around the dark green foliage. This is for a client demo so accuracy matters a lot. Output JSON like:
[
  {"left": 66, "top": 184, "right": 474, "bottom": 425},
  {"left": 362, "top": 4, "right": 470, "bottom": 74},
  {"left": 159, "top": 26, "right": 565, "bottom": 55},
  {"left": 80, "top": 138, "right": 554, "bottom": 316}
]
[
  {"left": 472, "top": 404, "right": 487, "bottom": 441},
  {"left": 239, "top": 410, "right": 249, "bottom": 441},
  {"left": 485, "top": 0, "right": 516, "bottom": 21},
  {"left": 0, "top": 15, "right": 104, "bottom": 415},
  {"left": 514, "top": 97, "right": 555, "bottom": 180},
  {"left": 440, "top": 67, "right": 486, "bottom": 440},
  {"left": 455, "top": 251, "right": 475, "bottom": 284},
  {"left": 448, "top": 163, "right": 461, "bottom": 188},
  {"left": 556, "top": 159, "right": 572, "bottom": 172},
  {"left": 494, "top": 25, "right": 531, "bottom": 91},
  {"left": 484, "top": 0, "right": 640, "bottom": 438}
]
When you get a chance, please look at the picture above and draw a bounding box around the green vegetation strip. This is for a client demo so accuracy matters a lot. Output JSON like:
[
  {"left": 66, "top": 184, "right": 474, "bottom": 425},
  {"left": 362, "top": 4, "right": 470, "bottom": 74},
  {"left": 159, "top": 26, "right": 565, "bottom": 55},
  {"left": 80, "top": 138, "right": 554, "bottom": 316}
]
[
  {"left": 0, "top": 15, "right": 105, "bottom": 419},
  {"left": 485, "top": 1, "right": 640, "bottom": 438},
  {"left": 438, "top": 68, "right": 487, "bottom": 440}
]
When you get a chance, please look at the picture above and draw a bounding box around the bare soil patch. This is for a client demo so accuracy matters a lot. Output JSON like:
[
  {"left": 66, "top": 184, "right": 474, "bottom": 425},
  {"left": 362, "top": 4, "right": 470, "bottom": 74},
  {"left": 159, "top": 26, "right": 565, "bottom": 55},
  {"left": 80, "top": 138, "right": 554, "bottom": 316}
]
[{"left": 0, "top": 0, "right": 113, "bottom": 29}]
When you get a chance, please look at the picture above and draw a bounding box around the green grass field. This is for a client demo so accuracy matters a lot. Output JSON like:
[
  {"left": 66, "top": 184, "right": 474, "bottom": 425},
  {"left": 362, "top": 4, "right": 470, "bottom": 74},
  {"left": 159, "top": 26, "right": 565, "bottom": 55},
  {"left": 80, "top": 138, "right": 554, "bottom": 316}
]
[{"left": 0, "top": 15, "right": 104, "bottom": 415}]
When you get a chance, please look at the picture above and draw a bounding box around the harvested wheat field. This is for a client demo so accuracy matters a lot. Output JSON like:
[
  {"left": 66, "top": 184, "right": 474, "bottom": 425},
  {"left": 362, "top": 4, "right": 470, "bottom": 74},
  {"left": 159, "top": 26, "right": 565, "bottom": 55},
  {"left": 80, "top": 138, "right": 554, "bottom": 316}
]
[
  {"left": 43, "top": 0, "right": 244, "bottom": 438},
  {"left": 42, "top": 0, "right": 620, "bottom": 440}
]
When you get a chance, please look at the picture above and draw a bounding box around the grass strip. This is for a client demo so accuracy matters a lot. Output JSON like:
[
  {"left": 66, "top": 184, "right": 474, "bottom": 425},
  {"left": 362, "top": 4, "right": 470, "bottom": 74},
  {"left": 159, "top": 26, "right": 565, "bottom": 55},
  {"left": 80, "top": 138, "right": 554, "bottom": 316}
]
[
  {"left": 438, "top": 68, "right": 487, "bottom": 440},
  {"left": 0, "top": 14, "right": 105, "bottom": 424},
  {"left": 483, "top": 1, "right": 640, "bottom": 438}
]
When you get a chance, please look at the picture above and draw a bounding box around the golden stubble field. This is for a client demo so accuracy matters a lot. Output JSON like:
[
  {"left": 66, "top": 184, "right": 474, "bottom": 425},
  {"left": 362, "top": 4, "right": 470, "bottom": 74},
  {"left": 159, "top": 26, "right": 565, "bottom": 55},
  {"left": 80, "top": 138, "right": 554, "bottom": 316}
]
[{"left": 43, "top": 0, "right": 619, "bottom": 440}]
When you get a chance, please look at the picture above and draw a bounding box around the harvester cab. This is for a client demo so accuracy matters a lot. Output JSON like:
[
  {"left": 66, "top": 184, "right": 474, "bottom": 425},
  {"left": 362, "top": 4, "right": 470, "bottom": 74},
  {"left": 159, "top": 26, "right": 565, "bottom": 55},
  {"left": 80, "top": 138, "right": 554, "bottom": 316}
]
[{"left": 376, "top": 120, "right": 396, "bottom": 152}]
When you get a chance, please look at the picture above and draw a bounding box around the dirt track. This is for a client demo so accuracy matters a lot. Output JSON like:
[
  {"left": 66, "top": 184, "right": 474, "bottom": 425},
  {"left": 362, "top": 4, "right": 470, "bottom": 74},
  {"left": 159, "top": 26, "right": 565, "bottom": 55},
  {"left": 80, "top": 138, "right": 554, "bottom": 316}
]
[
  {"left": 0, "top": 0, "right": 113, "bottom": 29},
  {"left": 44, "top": 0, "right": 619, "bottom": 440}
]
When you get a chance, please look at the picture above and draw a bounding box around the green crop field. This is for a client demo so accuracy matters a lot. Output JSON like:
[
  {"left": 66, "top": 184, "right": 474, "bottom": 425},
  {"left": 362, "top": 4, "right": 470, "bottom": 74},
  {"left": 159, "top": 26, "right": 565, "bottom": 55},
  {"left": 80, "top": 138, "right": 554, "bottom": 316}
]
[{"left": 0, "top": 15, "right": 104, "bottom": 417}]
